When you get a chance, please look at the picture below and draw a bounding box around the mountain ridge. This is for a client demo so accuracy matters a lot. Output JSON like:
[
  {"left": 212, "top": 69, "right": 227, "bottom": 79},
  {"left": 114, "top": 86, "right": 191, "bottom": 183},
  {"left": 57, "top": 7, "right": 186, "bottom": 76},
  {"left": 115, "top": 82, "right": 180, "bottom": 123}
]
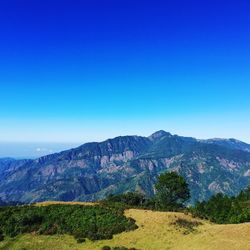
[{"left": 0, "top": 130, "right": 249, "bottom": 204}]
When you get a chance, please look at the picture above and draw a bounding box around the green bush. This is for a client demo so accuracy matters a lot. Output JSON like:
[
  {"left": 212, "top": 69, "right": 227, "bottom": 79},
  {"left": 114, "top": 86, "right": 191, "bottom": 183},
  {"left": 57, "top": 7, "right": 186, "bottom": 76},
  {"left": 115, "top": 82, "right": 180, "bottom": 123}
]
[
  {"left": 101, "top": 246, "right": 137, "bottom": 250},
  {"left": 102, "top": 246, "right": 111, "bottom": 250},
  {"left": 105, "top": 192, "right": 146, "bottom": 207},
  {"left": 170, "top": 218, "right": 202, "bottom": 234},
  {"left": 113, "top": 247, "right": 129, "bottom": 250},
  {"left": 0, "top": 204, "right": 137, "bottom": 242},
  {"left": 191, "top": 186, "right": 250, "bottom": 224},
  {"left": 76, "top": 237, "right": 86, "bottom": 244}
]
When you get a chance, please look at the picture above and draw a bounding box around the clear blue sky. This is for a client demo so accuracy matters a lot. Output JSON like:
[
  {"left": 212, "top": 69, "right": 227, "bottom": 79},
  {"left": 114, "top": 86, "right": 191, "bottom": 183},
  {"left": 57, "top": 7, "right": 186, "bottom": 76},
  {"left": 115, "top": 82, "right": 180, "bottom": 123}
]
[{"left": 0, "top": 0, "right": 250, "bottom": 147}]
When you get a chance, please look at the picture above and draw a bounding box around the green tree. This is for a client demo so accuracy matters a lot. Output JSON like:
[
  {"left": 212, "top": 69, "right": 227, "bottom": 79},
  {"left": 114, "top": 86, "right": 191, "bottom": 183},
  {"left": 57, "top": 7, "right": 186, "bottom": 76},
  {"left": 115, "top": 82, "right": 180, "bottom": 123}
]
[
  {"left": 155, "top": 172, "right": 190, "bottom": 210},
  {"left": 105, "top": 192, "right": 146, "bottom": 206},
  {"left": 191, "top": 188, "right": 250, "bottom": 224},
  {"left": 237, "top": 186, "right": 250, "bottom": 201},
  {"left": 203, "top": 193, "right": 232, "bottom": 223}
]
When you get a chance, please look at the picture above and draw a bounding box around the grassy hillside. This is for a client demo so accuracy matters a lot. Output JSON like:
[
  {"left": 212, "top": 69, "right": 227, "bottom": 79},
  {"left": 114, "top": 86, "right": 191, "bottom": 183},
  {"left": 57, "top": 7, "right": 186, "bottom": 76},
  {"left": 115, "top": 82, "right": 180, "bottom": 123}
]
[{"left": 0, "top": 205, "right": 249, "bottom": 250}]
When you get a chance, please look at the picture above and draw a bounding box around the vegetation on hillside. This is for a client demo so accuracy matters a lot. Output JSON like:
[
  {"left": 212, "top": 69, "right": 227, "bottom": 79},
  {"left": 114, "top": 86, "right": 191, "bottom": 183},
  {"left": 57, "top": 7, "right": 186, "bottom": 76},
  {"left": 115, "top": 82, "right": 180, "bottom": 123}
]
[
  {"left": 104, "top": 172, "right": 190, "bottom": 211},
  {"left": 0, "top": 170, "right": 249, "bottom": 250},
  {"left": 104, "top": 192, "right": 147, "bottom": 208},
  {"left": 0, "top": 204, "right": 137, "bottom": 242},
  {"left": 191, "top": 186, "right": 250, "bottom": 224},
  {"left": 104, "top": 172, "right": 250, "bottom": 225},
  {"left": 1, "top": 209, "right": 249, "bottom": 250}
]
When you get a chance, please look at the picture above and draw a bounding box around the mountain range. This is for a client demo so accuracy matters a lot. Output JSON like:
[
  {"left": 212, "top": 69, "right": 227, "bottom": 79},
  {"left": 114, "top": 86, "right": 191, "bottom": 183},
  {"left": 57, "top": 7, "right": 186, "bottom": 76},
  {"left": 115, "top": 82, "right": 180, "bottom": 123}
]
[{"left": 0, "top": 131, "right": 250, "bottom": 204}]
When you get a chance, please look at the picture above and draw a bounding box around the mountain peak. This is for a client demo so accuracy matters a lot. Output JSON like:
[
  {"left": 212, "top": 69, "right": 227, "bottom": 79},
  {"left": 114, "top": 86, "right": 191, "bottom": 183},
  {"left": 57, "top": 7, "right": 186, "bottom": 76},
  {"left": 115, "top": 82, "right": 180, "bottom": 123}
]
[{"left": 148, "top": 130, "right": 172, "bottom": 141}]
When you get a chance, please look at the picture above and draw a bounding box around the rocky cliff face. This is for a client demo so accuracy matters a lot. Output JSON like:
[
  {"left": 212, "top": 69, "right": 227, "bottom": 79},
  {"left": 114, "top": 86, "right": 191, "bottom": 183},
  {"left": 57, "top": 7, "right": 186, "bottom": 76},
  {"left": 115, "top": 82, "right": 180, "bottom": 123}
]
[{"left": 0, "top": 131, "right": 250, "bottom": 204}]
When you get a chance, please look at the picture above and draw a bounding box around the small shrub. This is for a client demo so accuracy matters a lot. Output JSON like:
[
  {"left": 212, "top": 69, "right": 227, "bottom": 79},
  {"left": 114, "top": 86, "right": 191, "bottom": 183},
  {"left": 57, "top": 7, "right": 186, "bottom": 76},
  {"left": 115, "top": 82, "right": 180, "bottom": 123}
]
[
  {"left": 112, "top": 247, "right": 137, "bottom": 250},
  {"left": 76, "top": 237, "right": 86, "bottom": 244},
  {"left": 104, "top": 192, "right": 146, "bottom": 207},
  {"left": 170, "top": 218, "right": 202, "bottom": 234},
  {"left": 102, "top": 246, "right": 111, "bottom": 250}
]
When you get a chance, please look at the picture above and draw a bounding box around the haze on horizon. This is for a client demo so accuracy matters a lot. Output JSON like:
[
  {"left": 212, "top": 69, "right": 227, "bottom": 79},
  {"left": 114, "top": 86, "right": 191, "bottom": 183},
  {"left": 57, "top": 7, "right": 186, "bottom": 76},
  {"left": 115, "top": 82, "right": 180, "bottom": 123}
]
[{"left": 0, "top": 0, "right": 250, "bottom": 158}]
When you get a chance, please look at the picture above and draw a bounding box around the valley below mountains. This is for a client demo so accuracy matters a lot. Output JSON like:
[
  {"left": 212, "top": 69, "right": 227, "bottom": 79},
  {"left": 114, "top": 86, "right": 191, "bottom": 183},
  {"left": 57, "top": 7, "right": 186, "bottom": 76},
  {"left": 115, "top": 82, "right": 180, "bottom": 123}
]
[{"left": 0, "top": 130, "right": 250, "bottom": 204}]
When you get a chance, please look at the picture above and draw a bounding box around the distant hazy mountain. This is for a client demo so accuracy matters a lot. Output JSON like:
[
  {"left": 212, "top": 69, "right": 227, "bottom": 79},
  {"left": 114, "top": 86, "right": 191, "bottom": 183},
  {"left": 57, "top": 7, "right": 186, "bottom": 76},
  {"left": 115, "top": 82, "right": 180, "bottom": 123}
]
[
  {"left": 0, "top": 131, "right": 249, "bottom": 204},
  {"left": 0, "top": 158, "right": 31, "bottom": 176},
  {"left": 200, "top": 138, "right": 250, "bottom": 152}
]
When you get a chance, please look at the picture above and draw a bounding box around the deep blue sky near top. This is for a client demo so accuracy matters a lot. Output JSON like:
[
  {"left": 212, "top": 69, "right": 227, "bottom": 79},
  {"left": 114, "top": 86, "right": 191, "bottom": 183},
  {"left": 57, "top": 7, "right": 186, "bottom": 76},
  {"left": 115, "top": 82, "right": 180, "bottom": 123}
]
[{"left": 0, "top": 0, "right": 250, "bottom": 156}]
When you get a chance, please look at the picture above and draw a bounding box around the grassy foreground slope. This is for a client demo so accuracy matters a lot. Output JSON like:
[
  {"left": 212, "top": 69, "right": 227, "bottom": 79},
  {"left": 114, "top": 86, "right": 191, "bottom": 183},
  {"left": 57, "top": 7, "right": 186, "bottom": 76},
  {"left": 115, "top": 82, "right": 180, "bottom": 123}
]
[{"left": 0, "top": 207, "right": 250, "bottom": 250}]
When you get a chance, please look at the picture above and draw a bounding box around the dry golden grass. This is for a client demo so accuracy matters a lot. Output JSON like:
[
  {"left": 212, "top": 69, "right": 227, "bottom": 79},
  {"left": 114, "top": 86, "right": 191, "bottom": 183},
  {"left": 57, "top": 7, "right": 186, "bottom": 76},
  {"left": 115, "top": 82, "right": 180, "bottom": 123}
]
[
  {"left": 1, "top": 208, "right": 250, "bottom": 250},
  {"left": 89, "top": 209, "right": 250, "bottom": 250},
  {"left": 35, "top": 201, "right": 97, "bottom": 206}
]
